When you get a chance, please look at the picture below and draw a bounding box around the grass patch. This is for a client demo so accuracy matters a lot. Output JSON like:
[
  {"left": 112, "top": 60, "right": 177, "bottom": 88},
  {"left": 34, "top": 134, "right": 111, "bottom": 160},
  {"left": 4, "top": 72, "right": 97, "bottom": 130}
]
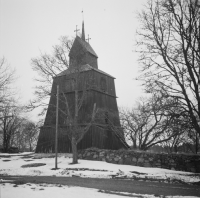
[
  {"left": 21, "top": 156, "right": 34, "bottom": 159},
  {"left": 32, "top": 157, "right": 43, "bottom": 159},
  {"left": 64, "top": 168, "right": 108, "bottom": 172},
  {"left": 13, "top": 180, "right": 27, "bottom": 185},
  {"left": 21, "top": 163, "right": 46, "bottom": 168},
  {"left": 130, "top": 171, "right": 147, "bottom": 175},
  {"left": 0, "top": 155, "right": 11, "bottom": 158},
  {"left": 24, "top": 159, "right": 34, "bottom": 162},
  {"left": 46, "top": 155, "right": 56, "bottom": 158},
  {"left": 98, "top": 190, "right": 143, "bottom": 197},
  {"left": 51, "top": 168, "right": 60, "bottom": 170},
  {"left": 192, "top": 181, "right": 200, "bottom": 186}
]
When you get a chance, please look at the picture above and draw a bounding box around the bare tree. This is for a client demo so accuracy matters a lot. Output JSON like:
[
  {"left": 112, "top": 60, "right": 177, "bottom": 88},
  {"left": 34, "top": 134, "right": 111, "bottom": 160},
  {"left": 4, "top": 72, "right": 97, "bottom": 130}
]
[
  {"left": 24, "top": 121, "right": 39, "bottom": 152},
  {"left": 30, "top": 36, "right": 73, "bottom": 116},
  {"left": 160, "top": 130, "right": 188, "bottom": 153},
  {"left": 187, "top": 128, "right": 200, "bottom": 154},
  {"left": 58, "top": 63, "right": 98, "bottom": 163},
  {"left": 0, "top": 57, "right": 15, "bottom": 114},
  {"left": 120, "top": 94, "right": 183, "bottom": 150},
  {"left": 136, "top": 0, "right": 200, "bottom": 136},
  {"left": 159, "top": 111, "right": 199, "bottom": 153},
  {"left": 2, "top": 117, "right": 40, "bottom": 152},
  {"left": 0, "top": 57, "right": 27, "bottom": 153},
  {"left": 12, "top": 120, "right": 39, "bottom": 152},
  {"left": 0, "top": 102, "right": 24, "bottom": 152}
]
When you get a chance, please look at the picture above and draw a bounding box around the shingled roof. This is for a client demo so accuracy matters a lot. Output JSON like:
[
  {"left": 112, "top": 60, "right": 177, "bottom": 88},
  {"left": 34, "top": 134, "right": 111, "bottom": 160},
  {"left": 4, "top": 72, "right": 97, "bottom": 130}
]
[
  {"left": 69, "top": 36, "right": 98, "bottom": 58},
  {"left": 57, "top": 64, "right": 115, "bottom": 78}
]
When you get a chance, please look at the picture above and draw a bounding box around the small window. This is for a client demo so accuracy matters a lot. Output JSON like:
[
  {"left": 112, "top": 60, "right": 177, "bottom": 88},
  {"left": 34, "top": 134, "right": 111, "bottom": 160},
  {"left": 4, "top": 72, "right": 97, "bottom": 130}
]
[
  {"left": 100, "top": 77, "right": 107, "bottom": 92},
  {"left": 65, "top": 78, "right": 76, "bottom": 91},
  {"left": 71, "top": 79, "right": 76, "bottom": 90},
  {"left": 65, "top": 79, "right": 71, "bottom": 91},
  {"left": 86, "top": 77, "right": 96, "bottom": 89}
]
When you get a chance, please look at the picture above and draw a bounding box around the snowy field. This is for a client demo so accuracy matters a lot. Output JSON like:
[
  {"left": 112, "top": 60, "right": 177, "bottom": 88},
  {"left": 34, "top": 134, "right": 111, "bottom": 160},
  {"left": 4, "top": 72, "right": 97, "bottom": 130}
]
[
  {"left": 1, "top": 182, "right": 199, "bottom": 198},
  {"left": 0, "top": 152, "right": 200, "bottom": 198}
]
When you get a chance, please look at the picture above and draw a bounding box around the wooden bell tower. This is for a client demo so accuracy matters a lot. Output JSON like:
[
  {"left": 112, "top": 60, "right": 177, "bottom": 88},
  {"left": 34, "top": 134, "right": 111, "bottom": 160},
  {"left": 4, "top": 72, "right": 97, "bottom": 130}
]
[{"left": 36, "top": 21, "right": 129, "bottom": 153}]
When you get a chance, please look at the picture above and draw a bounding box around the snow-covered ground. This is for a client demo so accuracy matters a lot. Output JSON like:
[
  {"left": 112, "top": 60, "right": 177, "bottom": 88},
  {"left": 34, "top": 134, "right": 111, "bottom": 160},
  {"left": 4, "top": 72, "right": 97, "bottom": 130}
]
[
  {"left": 0, "top": 152, "right": 200, "bottom": 198},
  {"left": 1, "top": 182, "right": 198, "bottom": 198}
]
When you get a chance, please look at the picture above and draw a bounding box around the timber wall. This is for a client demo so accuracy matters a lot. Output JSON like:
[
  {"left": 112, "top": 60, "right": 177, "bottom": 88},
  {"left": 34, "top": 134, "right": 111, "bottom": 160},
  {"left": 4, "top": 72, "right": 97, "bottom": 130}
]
[
  {"left": 36, "top": 68, "right": 125, "bottom": 153},
  {"left": 78, "top": 148, "right": 200, "bottom": 173},
  {"left": 36, "top": 125, "right": 126, "bottom": 153}
]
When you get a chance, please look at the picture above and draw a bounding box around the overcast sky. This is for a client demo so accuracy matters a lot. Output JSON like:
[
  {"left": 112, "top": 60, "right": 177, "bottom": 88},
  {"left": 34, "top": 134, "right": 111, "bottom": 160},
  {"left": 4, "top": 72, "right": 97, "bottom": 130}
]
[{"left": 0, "top": 0, "right": 147, "bottom": 120}]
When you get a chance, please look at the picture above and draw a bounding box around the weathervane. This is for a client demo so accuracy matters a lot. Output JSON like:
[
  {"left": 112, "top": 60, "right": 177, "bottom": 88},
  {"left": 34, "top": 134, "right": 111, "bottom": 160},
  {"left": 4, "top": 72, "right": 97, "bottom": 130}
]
[
  {"left": 82, "top": 10, "right": 84, "bottom": 20},
  {"left": 86, "top": 34, "right": 91, "bottom": 43},
  {"left": 74, "top": 25, "right": 80, "bottom": 36}
]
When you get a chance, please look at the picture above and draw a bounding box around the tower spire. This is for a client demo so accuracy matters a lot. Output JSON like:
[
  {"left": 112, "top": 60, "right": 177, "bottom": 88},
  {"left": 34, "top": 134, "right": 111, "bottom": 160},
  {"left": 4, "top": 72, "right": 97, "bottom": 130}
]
[{"left": 81, "top": 10, "right": 85, "bottom": 41}]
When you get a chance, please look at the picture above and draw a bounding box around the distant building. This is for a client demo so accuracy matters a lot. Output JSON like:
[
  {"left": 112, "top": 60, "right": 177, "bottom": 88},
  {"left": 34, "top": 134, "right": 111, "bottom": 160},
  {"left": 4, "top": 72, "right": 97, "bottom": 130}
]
[{"left": 36, "top": 21, "right": 129, "bottom": 153}]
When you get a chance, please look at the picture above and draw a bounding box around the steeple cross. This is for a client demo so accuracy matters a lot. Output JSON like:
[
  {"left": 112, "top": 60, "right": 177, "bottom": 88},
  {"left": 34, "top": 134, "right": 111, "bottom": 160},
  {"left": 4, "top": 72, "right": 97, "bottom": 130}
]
[
  {"left": 86, "top": 34, "right": 91, "bottom": 43},
  {"left": 74, "top": 25, "right": 80, "bottom": 36}
]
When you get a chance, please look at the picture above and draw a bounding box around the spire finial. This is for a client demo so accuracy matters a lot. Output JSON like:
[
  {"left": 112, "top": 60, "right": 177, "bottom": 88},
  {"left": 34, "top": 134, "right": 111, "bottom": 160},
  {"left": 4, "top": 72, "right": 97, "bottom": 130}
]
[
  {"left": 74, "top": 25, "right": 80, "bottom": 36},
  {"left": 82, "top": 10, "right": 84, "bottom": 21},
  {"left": 81, "top": 10, "right": 85, "bottom": 41},
  {"left": 86, "top": 34, "right": 91, "bottom": 43}
]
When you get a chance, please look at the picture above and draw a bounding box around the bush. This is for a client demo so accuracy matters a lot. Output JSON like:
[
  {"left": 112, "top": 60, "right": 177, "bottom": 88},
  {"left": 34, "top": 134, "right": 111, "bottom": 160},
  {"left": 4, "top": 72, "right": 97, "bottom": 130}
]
[{"left": 8, "top": 147, "right": 19, "bottom": 153}]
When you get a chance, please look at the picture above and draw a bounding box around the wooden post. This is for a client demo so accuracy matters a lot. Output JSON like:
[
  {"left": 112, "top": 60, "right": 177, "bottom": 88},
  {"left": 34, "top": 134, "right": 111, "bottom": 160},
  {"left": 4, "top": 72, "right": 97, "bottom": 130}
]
[
  {"left": 72, "top": 90, "right": 78, "bottom": 164},
  {"left": 55, "top": 85, "right": 59, "bottom": 169}
]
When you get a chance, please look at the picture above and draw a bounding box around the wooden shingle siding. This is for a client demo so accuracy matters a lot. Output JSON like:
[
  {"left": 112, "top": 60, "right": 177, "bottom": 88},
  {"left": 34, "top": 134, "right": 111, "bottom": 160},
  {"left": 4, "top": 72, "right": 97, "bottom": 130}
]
[
  {"left": 36, "top": 34, "right": 128, "bottom": 153},
  {"left": 36, "top": 71, "right": 125, "bottom": 153}
]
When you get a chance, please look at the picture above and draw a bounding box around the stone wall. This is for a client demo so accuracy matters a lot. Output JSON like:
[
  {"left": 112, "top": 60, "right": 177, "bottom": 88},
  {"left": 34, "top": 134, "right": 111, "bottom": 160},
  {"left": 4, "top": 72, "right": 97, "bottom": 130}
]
[{"left": 78, "top": 148, "right": 200, "bottom": 173}]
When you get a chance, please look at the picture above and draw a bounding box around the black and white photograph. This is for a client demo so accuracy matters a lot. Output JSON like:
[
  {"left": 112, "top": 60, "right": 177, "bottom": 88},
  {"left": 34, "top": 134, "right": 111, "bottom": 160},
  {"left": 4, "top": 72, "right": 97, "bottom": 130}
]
[{"left": 0, "top": 0, "right": 200, "bottom": 197}]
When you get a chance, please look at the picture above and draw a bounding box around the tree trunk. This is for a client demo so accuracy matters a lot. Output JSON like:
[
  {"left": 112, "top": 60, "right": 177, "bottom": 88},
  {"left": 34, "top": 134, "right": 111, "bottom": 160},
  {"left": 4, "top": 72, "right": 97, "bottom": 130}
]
[
  {"left": 195, "top": 132, "right": 199, "bottom": 154},
  {"left": 4, "top": 140, "right": 9, "bottom": 153},
  {"left": 72, "top": 136, "right": 78, "bottom": 164},
  {"left": 29, "top": 141, "right": 32, "bottom": 152},
  {"left": 3, "top": 124, "right": 8, "bottom": 152},
  {"left": 132, "top": 141, "right": 137, "bottom": 149},
  {"left": 71, "top": 90, "right": 79, "bottom": 164},
  {"left": 3, "top": 133, "right": 10, "bottom": 153},
  {"left": 3, "top": 130, "right": 6, "bottom": 152},
  {"left": 133, "top": 134, "right": 137, "bottom": 149},
  {"left": 173, "top": 145, "right": 178, "bottom": 153}
]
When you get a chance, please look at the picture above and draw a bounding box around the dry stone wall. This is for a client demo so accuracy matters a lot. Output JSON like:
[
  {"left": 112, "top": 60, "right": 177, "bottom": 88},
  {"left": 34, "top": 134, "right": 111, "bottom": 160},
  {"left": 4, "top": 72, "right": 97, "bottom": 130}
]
[{"left": 78, "top": 148, "right": 200, "bottom": 173}]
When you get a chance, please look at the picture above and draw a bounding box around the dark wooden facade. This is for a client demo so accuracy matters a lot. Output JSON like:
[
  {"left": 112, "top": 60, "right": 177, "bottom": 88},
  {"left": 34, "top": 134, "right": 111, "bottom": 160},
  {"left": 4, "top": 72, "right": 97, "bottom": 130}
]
[{"left": 36, "top": 30, "right": 129, "bottom": 153}]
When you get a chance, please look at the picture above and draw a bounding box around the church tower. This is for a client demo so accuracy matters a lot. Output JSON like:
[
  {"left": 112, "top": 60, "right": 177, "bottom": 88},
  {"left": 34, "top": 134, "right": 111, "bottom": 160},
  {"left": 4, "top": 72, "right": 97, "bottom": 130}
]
[{"left": 36, "top": 22, "right": 129, "bottom": 153}]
